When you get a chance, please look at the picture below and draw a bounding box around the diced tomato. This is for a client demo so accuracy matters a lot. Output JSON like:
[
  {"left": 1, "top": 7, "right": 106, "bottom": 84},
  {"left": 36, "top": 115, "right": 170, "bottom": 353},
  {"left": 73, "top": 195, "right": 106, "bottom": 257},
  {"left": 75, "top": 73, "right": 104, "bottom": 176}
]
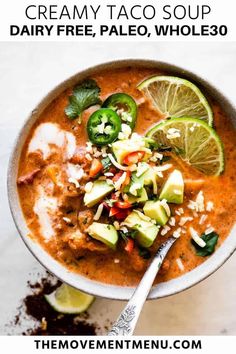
[
  {"left": 114, "top": 209, "right": 131, "bottom": 221},
  {"left": 111, "top": 193, "right": 118, "bottom": 201},
  {"left": 110, "top": 205, "right": 131, "bottom": 219},
  {"left": 123, "top": 151, "right": 145, "bottom": 165},
  {"left": 114, "top": 201, "right": 132, "bottom": 209},
  {"left": 109, "top": 206, "right": 121, "bottom": 217},
  {"left": 115, "top": 211, "right": 128, "bottom": 220},
  {"left": 125, "top": 238, "right": 134, "bottom": 253},
  {"left": 108, "top": 166, "right": 117, "bottom": 175},
  {"left": 112, "top": 171, "right": 123, "bottom": 182},
  {"left": 89, "top": 159, "right": 103, "bottom": 178}
]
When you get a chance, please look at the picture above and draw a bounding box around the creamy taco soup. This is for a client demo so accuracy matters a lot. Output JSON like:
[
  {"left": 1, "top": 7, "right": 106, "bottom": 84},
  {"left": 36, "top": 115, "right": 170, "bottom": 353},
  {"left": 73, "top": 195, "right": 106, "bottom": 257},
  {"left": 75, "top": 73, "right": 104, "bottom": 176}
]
[{"left": 17, "top": 66, "right": 236, "bottom": 286}]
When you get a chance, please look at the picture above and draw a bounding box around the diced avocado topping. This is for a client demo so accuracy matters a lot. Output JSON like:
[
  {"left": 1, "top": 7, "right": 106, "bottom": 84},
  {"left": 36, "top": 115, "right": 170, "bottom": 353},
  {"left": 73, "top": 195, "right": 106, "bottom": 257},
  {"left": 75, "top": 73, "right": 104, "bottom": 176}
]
[
  {"left": 143, "top": 200, "right": 169, "bottom": 226},
  {"left": 143, "top": 167, "right": 156, "bottom": 186},
  {"left": 84, "top": 180, "right": 114, "bottom": 207},
  {"left": 87, "top": 222, "right": 118, "bottom": 250},
  {"left": 128, "top": 171, "right": 145, "bottom": 196},
  {"left": 112, "top": 138, "right": 151, "bottom": 164},
  {"left": 126, "top": 187, "right": 148, "bottom": 204},
  {"left": 125, "top": 164, "right": 157, "bottom": 197},
  {"left": 136, "top": 223, "right": 159, "bottom": 248},
  {"left": 159, "top": 169, "right": 184, "bottom": 204},
  {"left": 124, "top": 210, "right": 159, "bottom": 248}
]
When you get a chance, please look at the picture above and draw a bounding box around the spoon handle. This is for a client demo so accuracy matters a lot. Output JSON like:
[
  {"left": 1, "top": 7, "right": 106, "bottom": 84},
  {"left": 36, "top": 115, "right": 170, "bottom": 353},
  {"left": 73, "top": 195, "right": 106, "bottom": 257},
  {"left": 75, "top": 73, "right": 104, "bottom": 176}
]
[{"left": 108, "top": 237, "right": 176, "bottom": 336}]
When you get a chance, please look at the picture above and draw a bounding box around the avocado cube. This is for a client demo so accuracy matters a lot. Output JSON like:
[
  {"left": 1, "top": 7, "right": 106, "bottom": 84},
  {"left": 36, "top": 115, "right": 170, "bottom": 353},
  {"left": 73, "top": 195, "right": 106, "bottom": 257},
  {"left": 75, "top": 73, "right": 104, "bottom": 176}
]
[
  {"left": 87, "top": 222, "right": 118, "bottom": 250},
  {"left": 159, "top": 169, "right": 184, "bottom": 204},
  {"left": 84, "top": 180, "right": 114, "bottom": 207},
  {"left": 124, "top": 210, "right": 159, "bottom": 248},
  {"left": 143, "top": 200, "right": 169, "bottom": 226},
  {"left": 127, "top": 164, "right": 156, "bottom": 197},
  {"left": 143, "top": 168, "right": 156, "bottom": 186},
  {"left": 124, "top": 210, "right": 145, "bottom": 227},
  {"left": 126, "top": 188, "right": 148, "bottom": 204},
  {"left": 112, "top": 139, "right": 151, "bottom": 164},
  {"left": 135, "top": 224, "right": 160, "bottom": 248}
]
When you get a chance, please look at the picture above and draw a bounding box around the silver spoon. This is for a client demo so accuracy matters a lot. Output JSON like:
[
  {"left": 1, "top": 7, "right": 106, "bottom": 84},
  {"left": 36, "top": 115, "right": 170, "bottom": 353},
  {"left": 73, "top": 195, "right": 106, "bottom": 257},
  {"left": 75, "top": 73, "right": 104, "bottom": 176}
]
[{"left": 108, "top": 236, "right": 177, "bottom": 336}]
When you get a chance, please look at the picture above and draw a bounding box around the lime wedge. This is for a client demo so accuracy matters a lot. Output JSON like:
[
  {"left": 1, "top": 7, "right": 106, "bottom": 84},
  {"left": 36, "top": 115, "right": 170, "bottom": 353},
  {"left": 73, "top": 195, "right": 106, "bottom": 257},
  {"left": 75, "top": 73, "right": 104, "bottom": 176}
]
[
  {"left": 146, "top": 117, "right": 224, "bottom": 176},
  {"left": 44, "top": 284, "right": 94, "bottom": 314},
  {"left": 138, "top": 76, "right": 213, "bottom": 125}
]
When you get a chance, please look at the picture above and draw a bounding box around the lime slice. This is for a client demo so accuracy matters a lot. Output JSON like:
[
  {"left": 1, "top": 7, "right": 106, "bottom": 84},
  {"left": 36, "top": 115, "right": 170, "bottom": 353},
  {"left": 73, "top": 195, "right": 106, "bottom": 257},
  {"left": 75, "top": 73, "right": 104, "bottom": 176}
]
[
  {"left": 138, "top": 76, "right": 213, "bottom": 125},
  {"left": 146, "top": 117, "right": 224, "bottom": 176},
  {"left": 44, "top": 284, "right": 94, "bottom": 314}
]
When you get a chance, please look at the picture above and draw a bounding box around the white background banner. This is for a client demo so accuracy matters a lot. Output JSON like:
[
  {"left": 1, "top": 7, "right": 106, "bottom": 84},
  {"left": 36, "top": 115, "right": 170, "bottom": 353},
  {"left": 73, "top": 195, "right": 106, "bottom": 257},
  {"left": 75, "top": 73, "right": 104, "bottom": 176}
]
[
  {"left": 0, "top": 0, "right": 235, "bottom": 41},
  {"left": 0, "top": 336, "right": 236, "bottom": 353}
]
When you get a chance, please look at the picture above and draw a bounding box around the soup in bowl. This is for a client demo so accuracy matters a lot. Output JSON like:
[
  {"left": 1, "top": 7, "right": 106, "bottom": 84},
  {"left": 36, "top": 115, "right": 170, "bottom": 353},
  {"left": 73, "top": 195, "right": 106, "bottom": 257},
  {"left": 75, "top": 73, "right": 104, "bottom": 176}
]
[{"left": 8, "top": 60, "right": 236, "bottom": 299}]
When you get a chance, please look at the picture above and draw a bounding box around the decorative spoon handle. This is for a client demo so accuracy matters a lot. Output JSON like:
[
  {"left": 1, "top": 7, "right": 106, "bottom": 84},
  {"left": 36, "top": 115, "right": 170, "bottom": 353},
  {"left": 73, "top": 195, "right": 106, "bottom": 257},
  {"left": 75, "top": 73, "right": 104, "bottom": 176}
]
[{"left": 108, "top": 237, "right": 177, "bottom": 336}]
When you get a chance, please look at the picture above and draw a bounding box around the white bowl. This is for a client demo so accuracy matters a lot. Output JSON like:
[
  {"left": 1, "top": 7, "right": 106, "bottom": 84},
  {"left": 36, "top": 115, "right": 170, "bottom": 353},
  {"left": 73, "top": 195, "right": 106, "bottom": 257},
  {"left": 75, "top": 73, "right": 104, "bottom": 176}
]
[{"left": 7, "top": 59, "right": 236, "bottom": 300}]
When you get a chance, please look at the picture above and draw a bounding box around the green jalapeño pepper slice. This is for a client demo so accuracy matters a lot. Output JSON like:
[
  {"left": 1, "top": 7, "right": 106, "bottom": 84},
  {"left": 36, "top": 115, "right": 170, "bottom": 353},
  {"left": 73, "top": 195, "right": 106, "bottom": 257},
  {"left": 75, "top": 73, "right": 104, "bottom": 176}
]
[
  {"left": 102, "top": 93, "right": 137, "bottom": 130},
  {"left": 87, "top": 108, "right": 121, "bottom": 146}
]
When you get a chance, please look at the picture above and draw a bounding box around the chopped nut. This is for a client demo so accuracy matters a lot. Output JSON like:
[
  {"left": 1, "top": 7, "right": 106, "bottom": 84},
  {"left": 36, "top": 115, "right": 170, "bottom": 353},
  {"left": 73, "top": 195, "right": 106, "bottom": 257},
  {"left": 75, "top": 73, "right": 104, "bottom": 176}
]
[
  {"left": 206, "top": 201, "right": 214, "bottom": 212},
  {"left": 199, "top": 214, "right": 207, "bottom": 225},
  {"left": 169, "top": 217, "right": 176, "bottom": 226},
  {"left": 173, "top": 227, "right": 182, "bottom": 238},
  {"left": 41, "top": 317, "right": 47, "bottom": 331},
  {"left": 176, "top": 258, "right": 184, "bottom": 271}
]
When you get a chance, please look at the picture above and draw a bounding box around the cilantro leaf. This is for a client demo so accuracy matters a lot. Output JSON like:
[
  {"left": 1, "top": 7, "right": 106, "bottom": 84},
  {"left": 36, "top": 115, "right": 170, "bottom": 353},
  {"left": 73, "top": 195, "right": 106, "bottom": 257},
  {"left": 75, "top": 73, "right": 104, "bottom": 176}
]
[
  {"left": 139, "top": 247, "right": 151, "bottom": 259},
  {"left": 65, "top": 79, "right": 102, "bottom": 122},
  {"left": 119, "top": 230, "right": 128, "bottom": 242},
  {"left": 119, "top": 230, "right": 138, "bottom": 242},
  {"left": 192, "top": 231, "right": 219, "bottom": 257}
]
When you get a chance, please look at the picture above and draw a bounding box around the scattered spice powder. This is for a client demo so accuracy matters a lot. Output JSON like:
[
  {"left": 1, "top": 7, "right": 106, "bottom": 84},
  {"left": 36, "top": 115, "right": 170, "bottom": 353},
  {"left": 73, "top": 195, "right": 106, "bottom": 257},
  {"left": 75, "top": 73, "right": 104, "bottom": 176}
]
[{"left": 10, "top": 273, "right": 99, "bottom": 335}]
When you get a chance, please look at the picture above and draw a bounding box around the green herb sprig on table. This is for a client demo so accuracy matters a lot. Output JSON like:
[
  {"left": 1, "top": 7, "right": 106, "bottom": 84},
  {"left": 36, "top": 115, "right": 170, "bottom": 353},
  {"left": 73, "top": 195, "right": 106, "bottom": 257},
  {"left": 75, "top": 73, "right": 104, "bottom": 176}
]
[{"left": 65, "top": 79, "right": 102, "bottom": 123}]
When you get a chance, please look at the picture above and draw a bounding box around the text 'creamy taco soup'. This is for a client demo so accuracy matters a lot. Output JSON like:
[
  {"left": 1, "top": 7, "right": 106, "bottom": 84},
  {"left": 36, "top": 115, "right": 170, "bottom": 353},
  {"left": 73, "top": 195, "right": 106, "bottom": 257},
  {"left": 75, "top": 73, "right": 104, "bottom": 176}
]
[{"left": 17, "top": 67, "right": 236, "bottom": 286}]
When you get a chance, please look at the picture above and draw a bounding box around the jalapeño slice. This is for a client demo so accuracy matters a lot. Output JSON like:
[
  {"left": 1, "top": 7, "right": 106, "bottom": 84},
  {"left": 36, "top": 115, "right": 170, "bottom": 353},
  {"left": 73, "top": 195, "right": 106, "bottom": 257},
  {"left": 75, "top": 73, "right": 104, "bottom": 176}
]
[
  {"left": 87, "top": 108, "right": 121, "bottom": 146},
  {"left": 102, "top": 93, "right": 137, "bottom": 129}
]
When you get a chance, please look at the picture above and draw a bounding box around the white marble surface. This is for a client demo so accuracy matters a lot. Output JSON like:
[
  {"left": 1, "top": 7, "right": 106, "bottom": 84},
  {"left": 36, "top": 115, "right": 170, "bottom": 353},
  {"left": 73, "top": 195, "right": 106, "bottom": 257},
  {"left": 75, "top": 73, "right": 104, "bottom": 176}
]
[{"left": 0, "top": 42, "right": 236, "bottom": 335}]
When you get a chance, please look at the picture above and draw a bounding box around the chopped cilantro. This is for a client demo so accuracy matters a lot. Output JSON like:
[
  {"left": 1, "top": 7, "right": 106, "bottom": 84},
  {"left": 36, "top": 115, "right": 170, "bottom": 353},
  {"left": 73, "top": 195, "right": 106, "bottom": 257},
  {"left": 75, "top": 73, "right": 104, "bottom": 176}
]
[
  {"left": 119, "top": 230, "right": 128, "bottom": 242},
  {"left": 129, "top": 230, "right": 138, "bottom": 239},
  {"left": 139, "top": 247, "right": 151, "bottom": 259},
  {"left": 104, "top": 198, "right": 114, "bottom": 207},
  {"left": 119, "top": 229, "right": 137, "bottom": 242},
  {"left": 160, "top": 155, "right": 171, "bottom": 164},
  {"left": 192, "top": 231, "right": 219, "bottom": 257},
  {"left": 101, "top": 156, "right": 112, "bottom": 172},
  {"left": 65, "top": 79, "right": 102, "bottom": 123}
]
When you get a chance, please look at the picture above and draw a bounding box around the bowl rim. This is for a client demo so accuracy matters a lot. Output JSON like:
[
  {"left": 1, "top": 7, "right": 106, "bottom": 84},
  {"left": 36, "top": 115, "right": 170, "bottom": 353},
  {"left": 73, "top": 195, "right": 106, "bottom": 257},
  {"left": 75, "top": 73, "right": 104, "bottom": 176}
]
[{"left": 7, "top": 58, "right": 236, "bottom": 300}]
